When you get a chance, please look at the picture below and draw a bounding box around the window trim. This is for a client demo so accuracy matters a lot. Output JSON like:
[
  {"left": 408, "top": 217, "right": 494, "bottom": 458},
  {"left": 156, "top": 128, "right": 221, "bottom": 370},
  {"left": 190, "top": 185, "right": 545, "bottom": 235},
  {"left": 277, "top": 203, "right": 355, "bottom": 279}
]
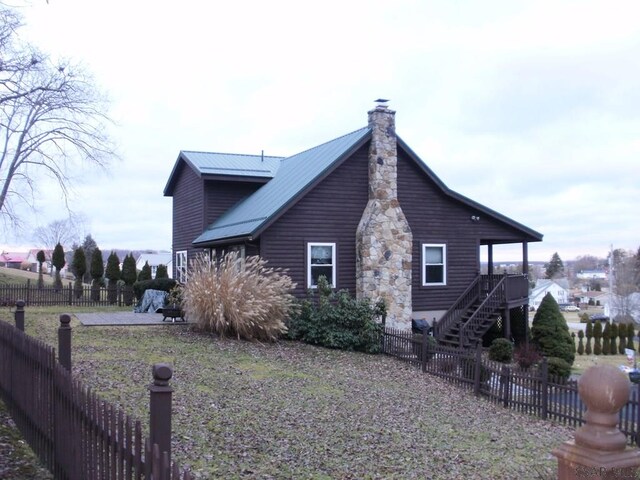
[
  {"left": 175, "top": 250, "right": 187, "bottom": 283},
  {"left": 422, "top": 243, "right": 447, "bottom": 286},
  {"left": 307, "top": 242, "right": 336, "bottom": 289}
]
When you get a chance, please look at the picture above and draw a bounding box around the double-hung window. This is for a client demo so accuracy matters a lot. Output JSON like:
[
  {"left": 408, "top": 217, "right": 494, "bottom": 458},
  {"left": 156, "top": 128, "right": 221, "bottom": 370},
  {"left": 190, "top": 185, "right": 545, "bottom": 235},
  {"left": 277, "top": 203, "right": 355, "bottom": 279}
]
[
  {"left": 175, "top": 250, "right": 187, "bottom": 283},
  {"left": 307, "top": 243, "right": 336, "bottom": 288},
  {"left": 422, "top": 244, "right": 446, "bottom": 286}
]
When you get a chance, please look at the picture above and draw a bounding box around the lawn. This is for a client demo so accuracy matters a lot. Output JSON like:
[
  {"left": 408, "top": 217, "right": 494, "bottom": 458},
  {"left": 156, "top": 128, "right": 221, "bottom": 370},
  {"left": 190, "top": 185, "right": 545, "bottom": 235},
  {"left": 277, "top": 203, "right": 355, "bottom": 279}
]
[{"left": 4, "top": 306, "right": 575, "bottom": 479}]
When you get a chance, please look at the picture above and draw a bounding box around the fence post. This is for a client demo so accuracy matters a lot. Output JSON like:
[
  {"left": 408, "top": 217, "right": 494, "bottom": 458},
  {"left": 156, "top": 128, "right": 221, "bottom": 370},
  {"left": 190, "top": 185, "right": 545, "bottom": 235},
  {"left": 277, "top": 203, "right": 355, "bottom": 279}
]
[
  {"left": 26, "top": 279, "right": 31, "bottom": 305},
  {"left": 14, "top": 299, "right": 25, "bottom": 331},
  {"left": 58, "top": 314, "right": 72, "bottom": 371},
  {"left": 540, "top": 357, "right": 548, "bottom": 420},
  {"left": 500, "top": 365, "right": 510, "bottom": 408},
  {"left": 553, "top": 365, "right": 640, "bottom": 479},
  {"left": 149, "top": 363, "right": 173, "bottom": 466},
  {"left": 473, "top": 344, "right": 482, "bottom": 396},
  {"left": 68, "top": 282, "right": 73, "bottom": 306},
  {"left": 421, "top": 331, "right": 428, "bottom": 372}
]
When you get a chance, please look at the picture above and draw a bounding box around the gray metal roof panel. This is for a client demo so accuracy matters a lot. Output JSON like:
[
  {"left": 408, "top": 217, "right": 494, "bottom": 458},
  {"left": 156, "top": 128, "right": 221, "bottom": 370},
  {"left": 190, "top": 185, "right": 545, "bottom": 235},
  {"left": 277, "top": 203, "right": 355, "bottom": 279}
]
[
  {"left": 181, "top": 151, "right": 283, "bottom": 178},
  {"left": 193, "top": 127, "right": 371, "bottom": 245}
]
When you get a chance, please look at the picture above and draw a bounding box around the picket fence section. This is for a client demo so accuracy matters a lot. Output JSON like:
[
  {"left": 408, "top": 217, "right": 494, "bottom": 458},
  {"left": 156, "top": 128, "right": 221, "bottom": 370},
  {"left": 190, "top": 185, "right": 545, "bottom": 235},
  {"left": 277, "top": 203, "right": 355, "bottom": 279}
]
[
  {"left": 0, "top": 319, "right": 193, "bottom": 479},
  {"left": 382, "top": 327, "right": 640, "bottom": 445},
  {"left": 0, "top": 282, "right": 135, "bottom": 307}
]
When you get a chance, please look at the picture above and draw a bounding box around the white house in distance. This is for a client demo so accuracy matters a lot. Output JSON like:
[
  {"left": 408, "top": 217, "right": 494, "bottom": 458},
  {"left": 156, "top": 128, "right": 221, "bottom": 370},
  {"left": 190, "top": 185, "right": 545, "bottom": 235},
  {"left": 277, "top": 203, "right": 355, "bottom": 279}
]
[
  {"left": 135, "top": 253, "right": 172, "bottom": 279},
  {"left": 530, "top": 279, "right": 570, "bottom": 309},
  {"left": 576, "top": 270, "right": 607, "bottom": 281}
]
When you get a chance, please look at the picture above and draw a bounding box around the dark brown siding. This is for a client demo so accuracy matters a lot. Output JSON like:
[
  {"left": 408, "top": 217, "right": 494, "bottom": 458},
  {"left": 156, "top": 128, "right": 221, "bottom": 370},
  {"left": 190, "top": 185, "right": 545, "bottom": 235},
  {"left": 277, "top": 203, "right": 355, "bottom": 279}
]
[
  {"left": 172, "top": 168, "right": 263, "bottom": 273},
  {"left": 203, "top": 181, "right": 262, "bottom": 226},
  {"left": 172, "top": 163, "right": 206, "bottom": 264},
  {"left": 397, "top": 149, "right": 528, "bottom": 311},
  {"left": 259, "top": 144, "right": 370, "bottom": 298}
]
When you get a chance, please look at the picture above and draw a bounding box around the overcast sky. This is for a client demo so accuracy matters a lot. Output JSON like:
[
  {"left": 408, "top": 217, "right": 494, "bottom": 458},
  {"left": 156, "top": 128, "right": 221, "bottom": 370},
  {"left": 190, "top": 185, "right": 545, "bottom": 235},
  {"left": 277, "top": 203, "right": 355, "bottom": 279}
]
[{"left": 3, "top": 0, "right": 639, "bottom": 262}]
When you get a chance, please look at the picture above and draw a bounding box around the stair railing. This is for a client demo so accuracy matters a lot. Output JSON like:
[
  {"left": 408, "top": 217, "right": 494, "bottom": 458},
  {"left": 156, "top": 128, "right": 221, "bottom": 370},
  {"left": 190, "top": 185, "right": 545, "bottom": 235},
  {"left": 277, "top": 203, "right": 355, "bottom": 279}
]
[
  {"left": 433, "top": 276, "right": 482, "bottom": 341},
  {"left": 458, "top": 274, "right": 508, "bottom": 347}
]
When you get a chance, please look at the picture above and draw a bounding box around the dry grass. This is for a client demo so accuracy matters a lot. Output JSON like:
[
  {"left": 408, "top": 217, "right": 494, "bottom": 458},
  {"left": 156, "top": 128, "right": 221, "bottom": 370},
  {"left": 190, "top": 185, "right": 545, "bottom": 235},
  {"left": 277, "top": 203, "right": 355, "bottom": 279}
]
[
  {"left": 6, "top": 307, "right": 575, "bottom": 479},
  {"left": 183, "top": 252, "right": 297, "bottom": 341}
]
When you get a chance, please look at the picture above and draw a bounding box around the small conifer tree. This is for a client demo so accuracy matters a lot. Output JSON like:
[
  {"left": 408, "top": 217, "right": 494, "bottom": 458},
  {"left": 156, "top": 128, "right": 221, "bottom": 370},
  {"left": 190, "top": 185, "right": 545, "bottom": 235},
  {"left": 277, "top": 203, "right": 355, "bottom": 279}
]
[
  {"left": 138, "top": 261, "right": 152, "bottom": 281},
  {"left": 71, "top": 248, "right": 87, "bottom": 299},
  {"left": 531, "top": 293, "right": 575, "bottom": 366},
  {"left": 121, "top": 253, "right": 137, "bottom": 305},
  {"left": 602, "top": 322, "right": 611, "bottom": 355},
  {"left": 627, "top": 326, "right": 636, "bottom": 352},
  {"left": 618, "top": 323, "right": 627, "bottom": 354},
  {"left": 52, "top": 243, "right": 66, "bottom": 291},
  {"left": 155, "top": 264, "right": 168, "bottom": 279},
  {"left": 105, "top": 251, "right": 120, "bottom": 283},
  {"left": 593, "top": 320, "right": 602, "bottom": 355},
  {"left": 36, "top": 250, "right": 46, "bottom": 289},
  {"left": 90, "top": 247, "right": 104, "bottom": 302},
  {"left": 585, "top": 321, "right": 593, "bottom": 355},
  {"left": 610, "top": 323, "right": 618, "bottom": 355},
  {"left": 105, "top": 251, "right": 121, "bottom": 304},
  {"left": 577, "top": 330, "right": 584, "bottom": 355}
]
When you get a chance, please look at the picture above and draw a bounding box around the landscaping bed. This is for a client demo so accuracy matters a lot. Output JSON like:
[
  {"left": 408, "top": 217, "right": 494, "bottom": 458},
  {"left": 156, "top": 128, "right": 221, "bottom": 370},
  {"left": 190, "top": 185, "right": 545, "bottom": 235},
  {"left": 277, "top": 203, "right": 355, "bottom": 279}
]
[{"left": 7, "top": 307, "right": 575, "bottom": 479}]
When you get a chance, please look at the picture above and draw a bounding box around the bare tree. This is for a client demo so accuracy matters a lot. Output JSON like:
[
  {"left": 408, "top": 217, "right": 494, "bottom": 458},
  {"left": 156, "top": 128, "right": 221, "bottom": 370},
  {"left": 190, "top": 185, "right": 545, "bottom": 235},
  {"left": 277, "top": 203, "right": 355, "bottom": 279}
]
[
  {"left": 0, "top": 5, "right": 115, "bottom": 227},
  {"left": 32, "top": 214, "right": 86, "bottom": 250}
]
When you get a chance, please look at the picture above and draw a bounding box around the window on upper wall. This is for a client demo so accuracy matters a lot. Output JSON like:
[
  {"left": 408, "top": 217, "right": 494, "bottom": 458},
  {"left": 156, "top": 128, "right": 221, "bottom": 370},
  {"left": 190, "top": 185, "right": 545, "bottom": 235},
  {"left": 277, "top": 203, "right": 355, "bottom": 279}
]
[
  {"left": 175, "top": 250, "right": 187, "bottom": 283},
  {"left": 307, "top": 243, "right": 336, "bottom": 288},
  {"left": 422, "top": 244, "right": 446, "bottom": 286}
]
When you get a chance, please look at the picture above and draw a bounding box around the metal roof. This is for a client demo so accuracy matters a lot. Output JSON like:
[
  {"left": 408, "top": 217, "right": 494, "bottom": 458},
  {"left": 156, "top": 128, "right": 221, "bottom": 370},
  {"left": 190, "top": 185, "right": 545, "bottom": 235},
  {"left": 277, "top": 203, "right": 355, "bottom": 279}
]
[
  {"left": 163, "top": 151, "right": 283, "bottom": 196},
  {"left": 193, "top": 127, "right": 371, "bottom": 246},
  {"left": 181, "top": 151, "right": 282, "bottom": 177}
]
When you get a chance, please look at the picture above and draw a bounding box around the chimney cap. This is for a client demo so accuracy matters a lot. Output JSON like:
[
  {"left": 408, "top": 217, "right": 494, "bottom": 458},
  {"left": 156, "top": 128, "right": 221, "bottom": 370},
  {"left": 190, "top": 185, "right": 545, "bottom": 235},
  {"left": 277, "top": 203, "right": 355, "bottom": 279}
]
[{"left": 374, "top": 98, "right": 390, "bottom": 105}]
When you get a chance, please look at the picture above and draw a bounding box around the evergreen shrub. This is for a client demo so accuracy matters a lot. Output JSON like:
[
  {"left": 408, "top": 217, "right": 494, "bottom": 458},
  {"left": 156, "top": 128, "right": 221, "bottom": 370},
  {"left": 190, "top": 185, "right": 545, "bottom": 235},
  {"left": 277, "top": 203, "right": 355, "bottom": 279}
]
[
  {"left": 488, "top": 338, "right": 514, "bottom": 363},
  {"left": 531, "top": 293, "right": 575, "bottom": 366},
  {"left": 577, "top": 330, "right": 584, "bottom": 355},
  {"left": 287, "top": 275, "right": 385, "bottom": 353},
  {"left": 547, "top": 357, "right": 572, "bottom": 380}
]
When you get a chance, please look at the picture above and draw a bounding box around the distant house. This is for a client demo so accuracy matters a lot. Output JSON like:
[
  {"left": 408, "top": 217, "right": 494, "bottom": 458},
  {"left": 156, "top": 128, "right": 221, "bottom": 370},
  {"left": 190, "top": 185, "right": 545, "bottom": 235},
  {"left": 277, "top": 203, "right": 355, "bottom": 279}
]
[
  {"left": 530, "top": 279, "right": 570, "bottom": 309},
  {"left": 135, "top": 253, "right": 172, "bottom": 279},
  {"left": 25, "top": 249, "right": 53, "bottom": 273},
  {"left": 576, "top": 270, "right": 607, "bottom": 281},
  {"left": 164, "top": 105, "right": 543, "bottom": 343},
  {"left": 0, "top": 252, "right": 28, "bottom": 269}
]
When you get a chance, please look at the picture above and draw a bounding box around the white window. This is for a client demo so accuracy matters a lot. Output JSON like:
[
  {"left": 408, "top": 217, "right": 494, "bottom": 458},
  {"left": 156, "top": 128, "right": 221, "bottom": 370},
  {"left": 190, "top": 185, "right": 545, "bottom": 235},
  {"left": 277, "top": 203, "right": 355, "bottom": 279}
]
[
  {"left": 422, "top": 244, "right": 446, "bottom": 286},
  {"left": 175, "top": 250, "right": 187, "bottom": 283},
  {"left": 307, "top": 243, "right": 336, "bottom": 288}
]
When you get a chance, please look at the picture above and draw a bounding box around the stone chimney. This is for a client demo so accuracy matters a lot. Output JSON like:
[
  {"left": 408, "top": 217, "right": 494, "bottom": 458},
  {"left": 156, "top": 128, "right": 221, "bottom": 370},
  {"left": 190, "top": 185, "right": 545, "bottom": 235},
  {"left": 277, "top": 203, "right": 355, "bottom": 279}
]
[{"left": 356, "top": 105, "right": 412, "bottom": 329}]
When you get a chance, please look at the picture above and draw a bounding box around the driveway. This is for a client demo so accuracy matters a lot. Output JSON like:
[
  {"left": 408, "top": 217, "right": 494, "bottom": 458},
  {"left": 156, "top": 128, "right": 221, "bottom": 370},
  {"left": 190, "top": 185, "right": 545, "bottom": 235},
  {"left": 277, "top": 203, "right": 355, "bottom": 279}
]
[{"left": 75, "top": 311, "right": 190, "bottom": 326}]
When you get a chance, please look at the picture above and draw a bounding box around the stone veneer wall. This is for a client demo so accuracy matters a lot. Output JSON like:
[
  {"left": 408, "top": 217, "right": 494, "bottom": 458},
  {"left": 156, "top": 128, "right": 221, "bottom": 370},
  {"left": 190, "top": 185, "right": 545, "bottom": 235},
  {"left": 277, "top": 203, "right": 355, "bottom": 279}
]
[{"left": 356, "top": 106, "right": 413, "bottom": 329}]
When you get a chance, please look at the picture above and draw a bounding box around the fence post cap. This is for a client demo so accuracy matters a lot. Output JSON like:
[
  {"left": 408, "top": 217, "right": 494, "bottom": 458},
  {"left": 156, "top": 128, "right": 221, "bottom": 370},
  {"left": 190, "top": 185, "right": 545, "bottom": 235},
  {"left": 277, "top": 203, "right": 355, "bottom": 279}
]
[
  {"left": 575, "top": 365, "right": 629, "bottom": 451},
  {"left": 16, "top": 299, "right": 25, "bottom": 308},
  {"left": 59, "top": 314, "right": 71, "bottom": 327},
  {"left": 152, "top": 363, "right": 173, "bottom": 387}
]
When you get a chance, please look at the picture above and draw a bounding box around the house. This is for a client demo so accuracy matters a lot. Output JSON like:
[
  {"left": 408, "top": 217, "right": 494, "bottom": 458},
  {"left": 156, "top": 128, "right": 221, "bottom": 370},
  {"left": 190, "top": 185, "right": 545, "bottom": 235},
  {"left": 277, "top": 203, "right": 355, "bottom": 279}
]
[
  {"left": 577, "top": 270, "right": 608, "bottom": 281},
  {"left": 135, "top": 253, "right": 172, "bottom": 279},
  {"left": 530, "top": 279, "right": 570, "bottom": 309},
  {"left": 164, "top": 104, "right": 542, "bottom": 343},
  {"left": 0, "top": 252, "right": 28, "bottom": 269},
  {"left": 25, "top": 249, "right": 53, "bottom": 273}
]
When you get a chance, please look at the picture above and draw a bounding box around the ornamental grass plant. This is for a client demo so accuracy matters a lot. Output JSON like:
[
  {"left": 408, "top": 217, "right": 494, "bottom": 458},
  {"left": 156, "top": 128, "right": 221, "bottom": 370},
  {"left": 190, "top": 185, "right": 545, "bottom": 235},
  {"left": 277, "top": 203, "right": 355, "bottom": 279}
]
[{"left": 182, "top": 252, "right": 296, "bottom": 341}]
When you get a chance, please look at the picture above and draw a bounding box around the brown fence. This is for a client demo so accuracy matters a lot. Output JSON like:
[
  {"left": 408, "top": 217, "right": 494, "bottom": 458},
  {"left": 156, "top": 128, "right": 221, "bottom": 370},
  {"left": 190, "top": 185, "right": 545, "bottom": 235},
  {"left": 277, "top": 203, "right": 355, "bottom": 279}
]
[
  {"left": 382, "top": 327, "right": 640, "bottom": 445},
  {"left": 0, "top": 281, "right": 135, "bottom": 307},
  {"left": 0, "top": 314, "right": 193, "bottom": 479}
]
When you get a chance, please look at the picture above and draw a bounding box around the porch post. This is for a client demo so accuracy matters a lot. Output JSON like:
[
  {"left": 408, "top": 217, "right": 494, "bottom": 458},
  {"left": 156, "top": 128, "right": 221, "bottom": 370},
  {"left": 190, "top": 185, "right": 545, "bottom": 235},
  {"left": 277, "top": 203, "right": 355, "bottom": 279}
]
[
  {"left": 522, "top": 242, "right": 529, "bottom": 276},
  {"left": 487, "top": 243, "right": 494, "bottom": 274},
  {"left": 504, "top": 307, "right": 511, "bottom": 340}
]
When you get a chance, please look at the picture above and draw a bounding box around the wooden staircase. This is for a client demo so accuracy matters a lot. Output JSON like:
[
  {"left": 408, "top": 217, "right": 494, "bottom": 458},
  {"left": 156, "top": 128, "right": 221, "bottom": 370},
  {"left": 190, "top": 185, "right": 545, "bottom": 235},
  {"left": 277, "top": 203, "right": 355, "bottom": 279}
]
[{"left": 433, "top": 274, "right": 525, "bottom": 349}]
